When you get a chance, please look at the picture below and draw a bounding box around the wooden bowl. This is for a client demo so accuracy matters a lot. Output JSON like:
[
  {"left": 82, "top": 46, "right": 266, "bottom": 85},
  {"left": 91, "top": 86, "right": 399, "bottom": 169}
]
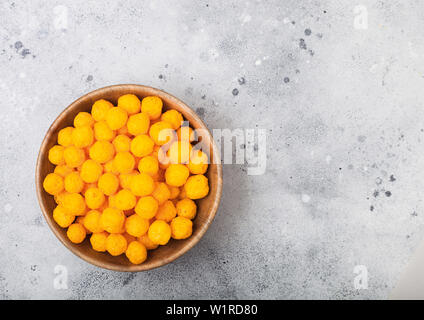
[{"left": 35, "top": 84, "right": 222, "bottom": 271}]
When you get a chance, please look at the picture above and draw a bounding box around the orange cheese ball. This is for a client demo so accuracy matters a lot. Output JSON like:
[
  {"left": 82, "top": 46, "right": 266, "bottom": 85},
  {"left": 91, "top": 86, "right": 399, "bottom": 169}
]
[
  {"left": 94, "top": 121, "right": 116, "bottom": 141},
  {"left": 89, "top": 141, "right": 115, "bottom": 163},
  {"left": 43, "top": 173, "right": 64, "bottom": 195},
  {"left": 126, "top": 241, "right": 147, "bottom": 264},
  {"left": 71, "top": 126, "right": 94, "bottom": 148},
  {"left": 100, "top": 207, "right": 126, "bottom": 233},
  {"left": 184, "top": 175, "right": 209, "bottom": 199},
  {"left": 119, "top": 171, "right": 137, "bottom": 189},
  {"left": 83, "top": 210, "right": 104, "bottom": 233},
  {"left": 55, "top": 191, "right": 69, "bottom": 205},
  {"left": 85, "top": 187, "right": 106, "bottom": 210},
  {"left": 112, "top": 134, "right": 131, "bottom": 152},
  {"left": 54, "top": 165, "right": 73, "bottom": 177},
  {"left": 127, "top": 113, "right": 150, "bottom": 135},
  {"left": 118, "top": 94, "right": 141, "bottom": 115},
  {"left": 125, "top": 214, "right": 150, "bottom": 237},
  {"left": 165, "top": 164, "right": 189, "bottom": 187},
  {"left": 62, "top": 193, "right": 86, "bottom": 216},
  {"left": 67, "top": 223, "right": 87, "bottom": 244},
  {"left": 53, "top": 205, "right": 75, "bottom": 228},
  {"left": 167, "top": 141, "right": 192, "bottom": 164},
  {"left": 161, "top": 110, "right": 183, "bottom": 130},
  {"left": 58, "top": 127, "right": 74, "bottom": 147},
  {"left": 188, "top": 149, "right": 209, "bottom": 174},
  {"left": 177, "top": 126, "right": 195, "bottom": 142},
  {"left": 176, "top": 198, "right": 197, "bottom": 219},
  {"left": 130, "top": 134, "right": 154, "bottom": 157},
  {"left": 148, "top": 220, "right": 171, "bottom": 245},
  {"left": 74, "top": 112, "right": 94, "bottom": 127},
  {"left": 64, "top": 146, "right": 86, "bottom": 168},
  {"left": 130, "top": 173, "right": 155, "bottom": 196},
  {"left": 104, "top": 160, "right": 118, "bottom": 174},
  {"left": 113, "top": 151, "right": 135, "bottom": 174},
  {"left": 115, "top": 189, "right": 136, "bottom": 210},
  {"left": 90, "top": 232, "right": 109, "bottom": 252},
  {"left": 149, "top": 121, "right": 175, "bottom": 146},
  {"left": 155, "top": 200, "right": 177, "bottom": 222},
  {"left": 152, "top": 182, "right": 171, "bottom": 205},
  {"left": 135, "top": 196, "right": 159, "bottom": 219},
  {"left": 82, "top": 182, "right": 97, "bottom": 194},
  {"left": 64, "top": 171, "right": 84, "bottom": 193},
  {"left": 48, "top": 145, "right": 65, "bottom": 165},
  {"left": 80, "top": 159, "right": 103, "bottom": 183},
  {"left": 106, "top": 106, "right": 128, "bottom": 130},
  {"left": 141, "top": 96, "right": 163, "bottom": 120},
  {"left": 106, "top": 233, "right": 127, "bottom": 256},
  {"left": 118, "top": 125, "right": 130, "bottom": 136},
  {"left": 91, "top": 99, "right": 113, "bottom": 121},
  {"left": 169, "top": 186, "right": 180, "bottom": 200},
  {"left": 170, "top": 216, "right": 193, "bottom": 240},
  {"left": 138, "top": 155, "right": 159, "bottom": 176},
  {"left": 98, "top": 173, "right": 119, "bottom": 196},
  {"left": 138, "top": 234, "right": 159, "bottom": 250}
]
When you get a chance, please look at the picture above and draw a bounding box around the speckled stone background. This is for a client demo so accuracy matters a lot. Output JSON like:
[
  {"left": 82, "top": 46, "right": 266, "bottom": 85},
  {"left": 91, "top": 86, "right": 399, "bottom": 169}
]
[{"left": 1, "top": 0, "right": 424, "bottom": 299}]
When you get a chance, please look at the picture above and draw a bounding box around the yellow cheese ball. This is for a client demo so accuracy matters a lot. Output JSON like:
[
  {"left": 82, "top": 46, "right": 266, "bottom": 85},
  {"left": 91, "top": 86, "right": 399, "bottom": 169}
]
[
  {"left": 141, "top": 96, "right": 163, "bottom": 120},
  {"left": 112, "top": 134, "right": 131, "bottom": 152},
  {"left": 91, "top": 99, "right": 113, "bottom": 121},
  {"left": 64, "top": 171, "right": 84, "bottom": 193},
  {"left": 113, "top": 151, "right": 135, "bottom": 174},
  {"left": 85, "top": 187, "right": 106, "bottom": 210},
  {"left": 155, "top": 200, "right": 177, "bottom": 222},
  {"left": 176, "top": 198, "right": 197, "bottom": 220},
  {"left": 43, "top": 173, "right": 64, "bottom": 195},
  {"left": 177, "top": 126, "right": 195, "bottom": 142},
  {"left": 115, "top": 189, "right": 136, "bottom": 210},
  {"left": 58, "top": 127, "right": 74, "bottom": 147},
  {"left": 98, "top": 173, "right": 119, "bottom": 196},
  {"left": 165, "top": 164, "right": 189, "bottom": 187},
  {"left": 118, "top": 94, "right": 141, "bottom": 115},
  {"left": 106, "top": 233, "right": 127, "bottom": 256},
  {"left": 54, "top": 165, "right": 73, "bottom": 177},
  {"left": 74, "top": 112, "right": 94, "bottom": 127},
  {"left": 90, "top": 231, "right": 109, "bottom": 252},
  {"left": 94, "top": 121, "right": 116, "bottom": 141},
  {"left": 188, "top": 149, "right": 208, "bottom": 174},
  {"left": 184, "top": 175, "right": 209, "bottom": 199},
  {"left": 100, "top": 207, "right": 126, "bottom": 233},
  {"left": 169, "top": 186, "right": 180, "bottom": 200},
  {"left": 106, "top": 106, "right": 128, "bottom": 130},
  {"left": 130, "top": 173, "right": 155, "bottom": 196},
  {"left": 127, "top": 113, "right": 150, "bottom": 135},
  {"left": 125, "top": 214, "right": 150, "bottom": 237},
  {"left": 83, "top": 210, "right": 104, "bottom": 233},
  {"left": 71, "top": 126, "right": 94, "bottom": 148},
  {"left": 149, "top": 121, "right": 175, "bottom": 146},
  {"left": 167, "top": 141, "right": 192, "bottom": 164},
  {"left": 53, "top": 205, "right": 75, "bottom": 228},
  {"left": 48, "top": 145, "right": 65, "bottom": 165},
  {"left": 148, "top": 220, "right": 171, "bottom": 245},
  {"left": 80, "top": 159, "right": 103, "bottom": 183},
  {"left": 89, "top": 141, "right": 115, "bottom": 164},
  {"left": 64, "top": 146, "right": 86, "bottom": 168},
  {"left": 135, "top": 196, "right": 159, "bottom": 219},
  {"left": 152, "top": 182, "right": 171, "bottom": 205},
  {"left": 138, "top": 234, "right": 159, "bottom": 250},
  {"left": 170, "top": 216, "right": 193, "bottom": 240},
  {"left": 130, "top": 134, "right": 154, "bottom": 157},
  {"left": 138, "top": 155, "right": 159, "bottom": 176},
  {"left": 126, "top": 241, "right": 147, "bottom": 264},
  {"left": 67, "top": 223, "right": 87, "bottom": 244},
  {"left": 62, "top": 192, "right": 86, "bottom": 216},
  {"left": 161, "top": 110, "right": 183, "bottom": 130}
]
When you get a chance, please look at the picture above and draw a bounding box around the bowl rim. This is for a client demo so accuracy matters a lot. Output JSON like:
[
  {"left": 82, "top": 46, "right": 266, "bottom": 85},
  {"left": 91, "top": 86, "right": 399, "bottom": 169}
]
[{"left": 35, "top": 84, "right": 223, "bottom": 272}]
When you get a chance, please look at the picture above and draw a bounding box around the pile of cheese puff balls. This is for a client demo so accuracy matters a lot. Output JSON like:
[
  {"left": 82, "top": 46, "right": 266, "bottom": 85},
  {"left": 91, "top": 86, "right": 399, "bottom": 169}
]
[{"left": 43, "top": 94, "right": 210, "bottom": 265}]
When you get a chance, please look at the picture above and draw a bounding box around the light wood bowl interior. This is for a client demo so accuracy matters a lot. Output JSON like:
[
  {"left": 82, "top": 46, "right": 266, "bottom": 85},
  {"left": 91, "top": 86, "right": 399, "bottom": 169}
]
[{"left": 35, "top": 84, "right": 222, "bottom": 271}]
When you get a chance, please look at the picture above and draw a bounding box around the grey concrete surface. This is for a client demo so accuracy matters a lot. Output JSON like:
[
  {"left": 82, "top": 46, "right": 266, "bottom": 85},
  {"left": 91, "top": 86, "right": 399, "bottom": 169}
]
[{"left": 1, "top": 0, "right": 424, "bottom": 299}]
